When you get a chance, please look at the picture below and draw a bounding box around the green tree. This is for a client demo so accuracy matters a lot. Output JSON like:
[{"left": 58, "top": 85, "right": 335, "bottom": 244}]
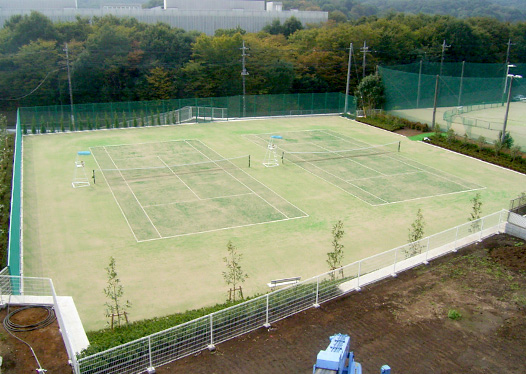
[
  {"left": 355, "top": 74, "right": 385, "bottom": 112},
  {"left": 145, "top": 67, "right": 175, "bottom": 100},
  {"left": 406, "top": 209, "right": 425, "bottom": 257},
  {"left": 222, "top": 241, "right": 248, "bottom": 302},
  {"left": 327, "top": 220, "right": 345, "bottom": 278},
  {"left": 468, "top": 193, "right": 483, "bottom": 232},
  {"left": 103, "top": 256, "right": 131, "bottom": 329},
  {"left": 282, "top": 17, "right": 304, "bottom": 38}
]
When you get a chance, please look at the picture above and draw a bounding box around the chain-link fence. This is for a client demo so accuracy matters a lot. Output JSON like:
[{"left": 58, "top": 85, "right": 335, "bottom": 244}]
[
  {"left": 7, "top": 112, "right": 22, "bottom": 278},
  {"left": 510, "top": 193, "right": 526, "bottom": 215},
  {"left": 76, "top": 210, "right": 510, "bottom": 374},
  {"left": 379, "top": 63, "right": 526, "bottom": 148},
  {"left": 18, "top": 93, "right": 353, "bottom": 134}
]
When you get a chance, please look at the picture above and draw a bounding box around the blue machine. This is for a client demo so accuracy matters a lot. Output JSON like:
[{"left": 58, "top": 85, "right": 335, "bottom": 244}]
[{"left": 313, "top": 334, "right": 362, "bottom": 374}]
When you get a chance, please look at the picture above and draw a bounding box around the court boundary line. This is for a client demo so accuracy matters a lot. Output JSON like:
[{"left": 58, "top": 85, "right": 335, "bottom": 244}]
[
  {"left": 143, "top": 192, "right": 254, "bottom": 208},
  {"left": 196, "top": 140, "right": 309, "bottom": 219},
  {"left": 102, "top": 146, "right": 163, "bottom": 239},
  {"left": 245, "top": 129, "right": 485, "bottom": 206},
  {"left": 94, "top": 139, "right": 308, "bottom": 241},
  {"left": 185, "top": 140, "right": 290, "bottom": 219},
  {"left": 157, "top": 156, "right": 201, "bottom": 200},
  {"left": 320, "top": 129, "right": 481, "bottom": 191}
]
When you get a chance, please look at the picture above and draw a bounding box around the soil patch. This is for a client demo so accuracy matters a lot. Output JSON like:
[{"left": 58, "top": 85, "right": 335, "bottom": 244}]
[
  {"left": 394, "top": 127, "right": 423, "bottom": 137},
  {"left": 2, "top": 233, "right": 526, "bottom": 373}
]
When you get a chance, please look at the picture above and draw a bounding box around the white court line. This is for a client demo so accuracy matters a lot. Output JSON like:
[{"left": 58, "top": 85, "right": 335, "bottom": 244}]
[
  {"left": 321, "top": 129, "right": 483, "bottom": 190},
  {"left": 309, "top": 141, "right": 387, "bottom": 177},
  {"left": 294, "top": 156, "right": 389, "bottom": 204},
  {"left": 196, "top": 140, "right": 309, "bottom": 218},
  {"left": 388, "top": 154, "right": 477, "bottom": 190},
  {"left": 346, "top": 170, "right": 421, "bottom": 182},
  {"left": 137, "top": 215, "right": 307, "bottom": 242},
  {"left": 372, "top": 187, "right": 487, "bottom": 207},
  {"left": 143, "top": 192, "right": 254, "bottom": 208},
  {"left": 102, "top": 146, "right": 162, "bottom": 239},
  {"left": 157, "top": 156, "right": 201, "bottom": 200},
  {"left": 90, "top": 148, "right": 140, "bottom": 242},
  {"left": 184, "top": 140, "right": 290, "bottom": 219}
]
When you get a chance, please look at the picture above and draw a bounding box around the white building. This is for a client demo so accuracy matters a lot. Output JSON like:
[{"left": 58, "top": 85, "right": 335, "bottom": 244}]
[{"left": 0, "top": 0, "right": 327, "bottom": 35}]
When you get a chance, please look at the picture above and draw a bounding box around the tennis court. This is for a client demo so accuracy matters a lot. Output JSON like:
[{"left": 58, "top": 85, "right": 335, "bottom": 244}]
[
  {"left": 91, "top": 139, "right": 307, "bottom": 241},
  {"left": 245, "top": 130, "right": 484, "bottom": 205},
  {"left": 21, "top": 116, "right": 526, "bottom": 330}
]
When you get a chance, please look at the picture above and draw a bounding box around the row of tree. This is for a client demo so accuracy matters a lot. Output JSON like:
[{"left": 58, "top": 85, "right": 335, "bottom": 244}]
[
  {"left": 1, "top": 11, "right": 526, "bottom": 114},
  {"left": 283, "top": 0, "right": 526, "bottom": 22}
]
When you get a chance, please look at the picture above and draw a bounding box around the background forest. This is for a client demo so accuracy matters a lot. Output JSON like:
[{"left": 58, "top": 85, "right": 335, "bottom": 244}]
[{"left": 1, "top": 9, "right": 526, "bottom": 121}]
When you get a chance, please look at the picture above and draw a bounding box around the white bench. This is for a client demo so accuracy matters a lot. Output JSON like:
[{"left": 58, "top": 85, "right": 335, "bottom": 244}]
[{"left": 267, "top": 277, "right": 301, "bottom": 290}]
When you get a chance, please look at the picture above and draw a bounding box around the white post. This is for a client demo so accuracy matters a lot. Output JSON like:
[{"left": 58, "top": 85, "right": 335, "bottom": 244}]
[
  {"left": 453, "top": 226, "right": 459, "bottom": 252},
  {"left": 424, "top": 237, "right": 430, "bottom": 264},
  {"left": 314, "top": 276, "right": 320, "bottom": 308},
  {"left": 392, "top": 249, "right": 397, "bottom": 277},
  {"left": 264, "top": 294, "right": 271, "bottom": 328},
  {"left": 207, "top": 314, "right": 215, "bottom": 351},
  {"left": 479, "top": 218, "right": 485, "bottom": 242},
  {"left": 356, "top": 262, "right": 361, "bottom": 291},
  {"left": 147, "top": 336, "right": 155, "bottom": 372}
]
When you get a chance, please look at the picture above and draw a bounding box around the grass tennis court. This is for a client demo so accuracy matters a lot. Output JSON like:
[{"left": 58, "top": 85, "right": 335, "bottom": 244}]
[
  {"left": 245, "top": 129, "right": 483, "bottom": 205},
  {"left": 92, "top": 139, "right": 306, "bottom": 241},
  {"left": 22, "top": 116, "right": 526, "bottom": 330}
]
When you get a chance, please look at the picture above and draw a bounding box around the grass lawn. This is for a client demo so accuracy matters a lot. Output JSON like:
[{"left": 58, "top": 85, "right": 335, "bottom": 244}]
[{"left": 22, "top": 115, "right": 526, "bottom": 330}]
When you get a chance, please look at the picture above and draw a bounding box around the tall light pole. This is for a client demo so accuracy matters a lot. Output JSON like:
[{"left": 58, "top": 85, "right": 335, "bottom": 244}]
[
  {"left": 64, "top": 42, "right": 75, "bottom": 128},
  {"left": 502, "top": 64, "right": 516, "bottom": 103},
  {"left": 241, "top": 41, "right": 249, "bottom": 117},
  {"left": 502, "top": 74, "right": 522, "bottom": 143},
  {"left": 344, "top": 43, "right": 353, "bottom": 114}
]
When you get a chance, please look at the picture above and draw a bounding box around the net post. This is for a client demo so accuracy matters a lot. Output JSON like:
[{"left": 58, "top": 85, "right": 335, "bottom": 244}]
[
  {"left": 398, "top": 141, "right": 401, "bottom": 152},
  {"left": 281, "top": 152, "right": 284, "bottom": 164},
  {"left": 248, "top": 155, "right": 250, "bottom": 168},
  {"left": 92, "top": 169, "right": 96, "bottom": 184}
]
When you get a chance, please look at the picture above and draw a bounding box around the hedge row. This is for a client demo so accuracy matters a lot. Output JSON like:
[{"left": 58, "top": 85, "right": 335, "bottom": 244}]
[{"left": 428, "top": 133, "right": 526, "bottom": 174}]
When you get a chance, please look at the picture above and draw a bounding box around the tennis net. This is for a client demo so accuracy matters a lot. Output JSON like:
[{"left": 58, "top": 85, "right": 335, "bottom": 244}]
[
  {"left": 283, "top": 141, "right": 401, "bottom": 163},
  {"left": 99, "top": 155, "right": 250, "bottom": 183}
]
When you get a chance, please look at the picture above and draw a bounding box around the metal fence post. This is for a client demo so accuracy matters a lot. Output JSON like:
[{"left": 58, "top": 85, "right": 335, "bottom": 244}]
[
  {"left": 356, "top": 261, "right": 361, "bottom": 291},
  {"left": 264, "top": 294, "right": 271, "bottom": 328},
  {"left": 314, "top": 276, "right": 320, "bottom": 308},
  {"left": 392, "top": 248, "right": 397, "bottom": 277},
  {"left": 479, "top": 218, "right": 485, "bottom": 242},
  {"left": 453, "top": 226, "right": 459, "bottom": 252},
  {"left": 208, "top": 313, "right": 215, "bottom": 351},
  {"left": 424, "top": 237, "right": 430, "bottom": 264},
  {"left": 147, "top": 336, "right": 154, "bottom": 372}
]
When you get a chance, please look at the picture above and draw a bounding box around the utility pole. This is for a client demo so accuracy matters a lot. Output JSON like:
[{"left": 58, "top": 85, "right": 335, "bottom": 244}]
[
  {"left": 439, "top": 39, "right": 450, "bottom": 77},
  {"left": 502, "top": 39, "right": 515, "bottom": 104},
  {"left": 344, "top": 43, "right": 353, "bottom": 114},
  {"left": 432, "top": 75, "right": 440, "bottom": 130},
  {"left": 361, "top": 41, "right": 369, "bottom": 78},
  {"left": 240, "top": 41, "right": 249, "bottom": 117},
  {"left": 416, "top": 58, "right": 423, "bottom": 108},
  {"left": 458, "top": 60, "right": 465, "bottom": 106},
  {"left": 64, "top": 42, "right": 75, "bottom": 128}
]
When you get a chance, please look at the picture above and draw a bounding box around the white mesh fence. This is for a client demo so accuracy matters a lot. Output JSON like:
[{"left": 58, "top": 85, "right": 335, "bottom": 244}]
[{"left": 76, "top": 210, "right": 513, "bottom": 374}]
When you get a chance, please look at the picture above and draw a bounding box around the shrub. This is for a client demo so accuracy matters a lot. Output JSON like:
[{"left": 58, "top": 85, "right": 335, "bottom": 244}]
[{"left": 448, "top": 309, "right": 462, "bottom": 320}]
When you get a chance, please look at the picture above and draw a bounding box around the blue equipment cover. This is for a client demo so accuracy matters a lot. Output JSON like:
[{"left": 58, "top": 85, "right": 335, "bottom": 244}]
[
  {"left": 77, "top": 151, "right": 91, "bottom": 155},
  {"left": 270, "top": 135, "right": 283, "bottom": 139}
]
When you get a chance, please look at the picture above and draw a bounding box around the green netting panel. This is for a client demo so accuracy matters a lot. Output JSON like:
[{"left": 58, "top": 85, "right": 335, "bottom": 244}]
[
  {"left": 8, "top": 111, "right": 22, "bottom": 279},
  {"left": 385, "top": 62, "right": 521, "bottom": 78},
  {"left": 19, "top": 93, "right": 352, "bottom": 133},
  {"left": 380, "top": 66, "right": 518, "bottom": 111}
]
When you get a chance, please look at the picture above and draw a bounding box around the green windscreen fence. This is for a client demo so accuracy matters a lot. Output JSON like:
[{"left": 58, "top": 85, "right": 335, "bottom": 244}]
[
  {"left": 379, "top": 63, "right": 526, "bottom": 148},
  {"left": 19, "top": 93, "right": 354, "bottom": 134},
  {"left": 8, "top": 110, "right": 22, "bottom": 277}
]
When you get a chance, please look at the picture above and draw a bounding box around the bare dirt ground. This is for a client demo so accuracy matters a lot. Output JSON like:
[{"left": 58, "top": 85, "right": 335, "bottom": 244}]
[{"left": 2, "top": 233, "right": 526, "bottom": 374}]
